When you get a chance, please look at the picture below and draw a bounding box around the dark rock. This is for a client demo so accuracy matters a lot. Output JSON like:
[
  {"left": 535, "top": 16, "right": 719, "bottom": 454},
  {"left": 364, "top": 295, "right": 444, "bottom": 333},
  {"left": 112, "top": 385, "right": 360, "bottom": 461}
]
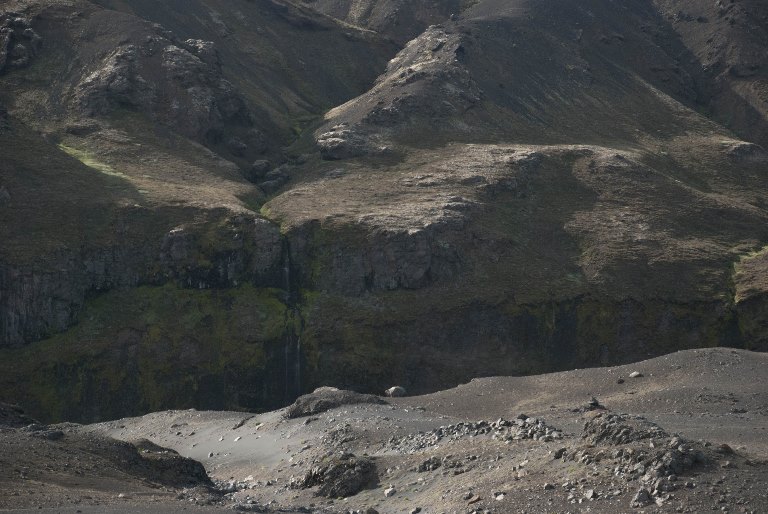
[
  {"left": 292, "top": 453, "right": 377, "bottom": 498},
  {"left": 131, "top": 438, "right": 212, "bottom": 488},
  {"left": 244, "top": 159, "right": 271, "bottom": 183},
  {"left": 0, "top": 14, "right": 41, "bottom": 72},
  {"left": 227, "top": 137, "right": 248, "bottom": 157},
  {"left": 630, "top": 488, "right": 652, "bottom": 508},
  {"left": 0, "top": 403, "right": 37, "bottom": 427},
  {"left": 258, "top": 179, "right": 285, "bottom": 195},
  {"left": 417, "top": 456, "right": 442, "bottom": 472},
  {"left": 284, "top": 389, "right": 386, "bottom": 418},
  {"left": 184, "top": 39, "right": 219, "bottom": 67},
  {"left": 65, "top": 120, "right": 101, "bottom": 136}
]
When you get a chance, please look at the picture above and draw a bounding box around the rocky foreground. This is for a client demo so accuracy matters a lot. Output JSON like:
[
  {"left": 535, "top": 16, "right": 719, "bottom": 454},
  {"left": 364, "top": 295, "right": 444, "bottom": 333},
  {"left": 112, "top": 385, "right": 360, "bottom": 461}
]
[{"left": 1, "top": 347, "right": 767, "bottom": 513}]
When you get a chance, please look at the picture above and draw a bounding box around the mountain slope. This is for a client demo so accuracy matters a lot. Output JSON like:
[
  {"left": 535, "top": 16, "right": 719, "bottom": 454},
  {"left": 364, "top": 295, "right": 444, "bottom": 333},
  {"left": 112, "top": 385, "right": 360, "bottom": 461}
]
[{"left": 1, "top": 0, "right": 767, "bottom": 422}]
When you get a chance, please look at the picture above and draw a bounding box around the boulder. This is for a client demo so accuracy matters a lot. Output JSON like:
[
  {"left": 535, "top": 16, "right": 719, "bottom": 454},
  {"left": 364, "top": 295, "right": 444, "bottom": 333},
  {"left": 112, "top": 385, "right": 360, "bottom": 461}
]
[
  {"left": 292, "top": 453, "right": 376, "bottom": 498},
  {"left": 284, "top": 388, "right": 386, "bottom": 418},
  {"left": 385, "top": 386, "right": 407, "bottom": 397},
  {"left": 316, "top": 125, "right": 368, "bottom": 160},
  {"left": 630, "top": 488, "right": 652, "bottom": 508}
]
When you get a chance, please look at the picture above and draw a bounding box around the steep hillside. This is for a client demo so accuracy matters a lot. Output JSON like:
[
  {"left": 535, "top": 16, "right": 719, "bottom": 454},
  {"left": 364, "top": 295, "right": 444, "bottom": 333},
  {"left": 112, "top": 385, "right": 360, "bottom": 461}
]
[{"left": 1, "top": 0, "right": 767, "bottom": 422}]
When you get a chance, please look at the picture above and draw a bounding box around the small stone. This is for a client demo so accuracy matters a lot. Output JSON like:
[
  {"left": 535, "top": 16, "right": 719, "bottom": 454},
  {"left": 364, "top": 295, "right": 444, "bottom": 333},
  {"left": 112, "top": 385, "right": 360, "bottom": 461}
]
[
  {"left": 629, "top": 371, "right": 643, "bottom": 378},
  {"left": 234, "top": 436, "right": 242, "bottom": 442},
  {"left": 384, "top": 486, "right": 396, "bottom": 497},
  {"left": 544, "top": 483, "right": 555, "bottom": 490},
  {"left": 410, "top": 509, "right": 422, "bottom": 514}
]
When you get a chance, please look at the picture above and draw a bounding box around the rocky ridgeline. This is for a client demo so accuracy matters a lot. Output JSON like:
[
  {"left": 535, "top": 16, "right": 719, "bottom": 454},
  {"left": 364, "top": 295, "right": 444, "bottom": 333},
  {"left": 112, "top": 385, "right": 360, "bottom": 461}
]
[{"left": 386, "top": 415, "right": 563, "bottom": 454}]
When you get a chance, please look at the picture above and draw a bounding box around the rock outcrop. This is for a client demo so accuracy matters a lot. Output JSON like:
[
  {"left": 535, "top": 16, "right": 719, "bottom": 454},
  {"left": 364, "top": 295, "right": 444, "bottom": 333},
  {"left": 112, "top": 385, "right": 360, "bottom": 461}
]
[
  {"left": 0, "top": 13, "right": 42, "bottom": 72},
  {"left": 0, "top": 214, "right": 283, "bottom": 347},
  {"left": 75, "top": 38, "right": 264, "bottom": 160}
]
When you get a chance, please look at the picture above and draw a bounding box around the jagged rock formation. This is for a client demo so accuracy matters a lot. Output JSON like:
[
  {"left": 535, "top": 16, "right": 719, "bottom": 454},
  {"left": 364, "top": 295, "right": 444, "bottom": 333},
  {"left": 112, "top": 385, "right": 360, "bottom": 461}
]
[
  {"left": 0, "top": 0, "right": 767, "bottom": 422},
  {"left": 0, "top": 13, "right": 42, "bottom": 72}
]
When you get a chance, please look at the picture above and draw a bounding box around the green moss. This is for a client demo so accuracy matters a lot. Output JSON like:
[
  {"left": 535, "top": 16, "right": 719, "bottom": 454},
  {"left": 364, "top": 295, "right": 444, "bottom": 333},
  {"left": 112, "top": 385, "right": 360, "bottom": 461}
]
[
  {"left": 0, "top": 284, "right": 290, "bottom": 423},
  {"left": 57, "top": 143, "right": 127, "bottom": 178}
]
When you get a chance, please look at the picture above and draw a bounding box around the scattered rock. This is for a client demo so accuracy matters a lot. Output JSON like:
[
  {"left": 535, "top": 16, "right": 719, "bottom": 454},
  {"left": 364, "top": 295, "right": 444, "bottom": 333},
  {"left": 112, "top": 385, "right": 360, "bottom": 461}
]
[
  {"left": 417, "top": 456, "right": 442, "bottom": 472},
  {"left": 388, "top": 416, "right": 562, "bottom": 453}
]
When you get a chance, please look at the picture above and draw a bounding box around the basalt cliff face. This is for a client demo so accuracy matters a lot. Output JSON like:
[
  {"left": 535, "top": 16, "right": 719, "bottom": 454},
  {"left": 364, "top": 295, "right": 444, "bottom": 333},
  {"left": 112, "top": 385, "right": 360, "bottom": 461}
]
[{"left": 1, "top": 0, "right": 767, "bottom": 423}]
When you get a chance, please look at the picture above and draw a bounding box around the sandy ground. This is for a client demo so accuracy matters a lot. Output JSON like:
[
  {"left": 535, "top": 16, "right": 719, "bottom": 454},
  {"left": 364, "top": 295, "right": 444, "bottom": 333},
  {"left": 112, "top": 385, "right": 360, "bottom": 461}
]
[{"left": 1, "top": 347, "right": 767, "bottom": 513}]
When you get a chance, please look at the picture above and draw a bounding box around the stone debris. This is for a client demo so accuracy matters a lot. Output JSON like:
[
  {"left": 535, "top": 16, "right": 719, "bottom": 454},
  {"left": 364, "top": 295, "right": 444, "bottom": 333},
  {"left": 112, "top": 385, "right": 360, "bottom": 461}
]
[
  {"left": 387, "top": 415, "right": 563, "bottom": 453},
  {"left": 290, "top": 452, "right": 376, "bottom": 498}
]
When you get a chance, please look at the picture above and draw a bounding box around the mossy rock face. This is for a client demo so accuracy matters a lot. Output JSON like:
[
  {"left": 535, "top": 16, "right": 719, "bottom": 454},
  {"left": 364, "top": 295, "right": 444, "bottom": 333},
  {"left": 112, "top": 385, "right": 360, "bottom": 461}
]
[
  {"left": 297, "top": 292, "right": 743, "bottom": 397},
  {"left": 0, "top": 284, "right": 294, "bottom": 423}
]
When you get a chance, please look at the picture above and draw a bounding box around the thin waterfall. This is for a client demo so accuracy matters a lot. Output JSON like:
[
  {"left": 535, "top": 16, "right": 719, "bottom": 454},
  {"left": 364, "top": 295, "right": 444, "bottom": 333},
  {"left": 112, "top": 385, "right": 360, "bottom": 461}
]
[{"left": 281, "top": 240, "right": 302, "bottom": 403}]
